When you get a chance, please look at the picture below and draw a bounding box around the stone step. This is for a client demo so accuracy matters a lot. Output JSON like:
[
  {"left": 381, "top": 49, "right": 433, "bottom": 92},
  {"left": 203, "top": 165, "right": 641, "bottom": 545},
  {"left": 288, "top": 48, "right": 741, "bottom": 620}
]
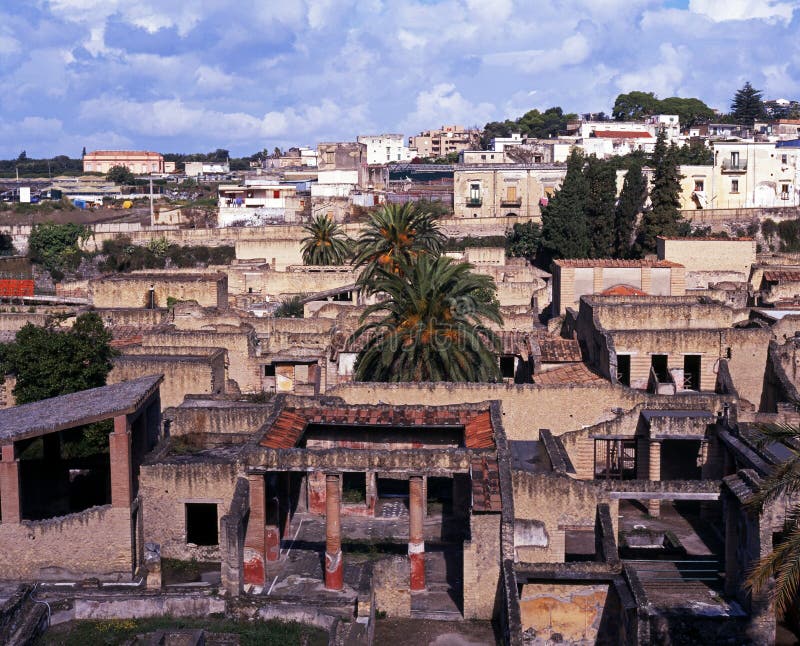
[{"left": 410, "top": 609, "right": 463, "bottom": 622}]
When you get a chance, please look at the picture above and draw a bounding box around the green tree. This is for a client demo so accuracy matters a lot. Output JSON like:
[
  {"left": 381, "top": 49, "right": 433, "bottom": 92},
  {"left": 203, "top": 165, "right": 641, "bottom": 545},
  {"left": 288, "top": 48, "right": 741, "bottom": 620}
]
[
  {"left": 731, "top": 81, "right": 767, "bottom": 124},
  {"left": 0, "top": 312, "right": 116, "bottom": 404},
  {"left": 28, "top": 222, "right": 90, "bottom": 279},
  {"left": 106, "top": 165, "right": 135, "bottom": 184},
  {"left": 300, "top": 214, "right": 351, "bottom": 266},
  {"left": 0, "top": 233, "right": 15, "bottom": 256},
  {"left": 744, "top": 423, "right": 800, "bottom": 615},
  {"left": 506, "top": 221, "right": 541, "bottom": 262},
  {"left": 634, "top": 130, "right": 685, "bottom": 255},
  {"left": 614, "top": 162, "right": 647, "bottom": 258},
  {"left": 540, "top": 149, "right": 591, "bottom": 260},
  {"left": 584, "top": 156, "right": 617, "bottom": 258},
  {"left": 674, "top": 139, "right": 713, "bottom": 165},
  {"left": 350, "top": 255, "right": 502, "bottom": 382},
  {"left": 612, "top": 91, "right": 659, "bottom": 121},
  {"left": 274, "top": 295, "right": 305, "bottom": 318},
  {"left": 353, "top": 202, "right": 445, "bottom": 285},
  {"left": 658, "top": 97, "right": 715, "bottom": 128}
]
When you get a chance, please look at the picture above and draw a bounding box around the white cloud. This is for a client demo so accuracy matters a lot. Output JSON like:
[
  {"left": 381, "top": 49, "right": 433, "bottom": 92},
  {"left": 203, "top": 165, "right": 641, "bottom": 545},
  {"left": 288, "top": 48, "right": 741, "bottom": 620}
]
[
  {"left": 402, "top": 83, "right": 496, "bottom": 131},
  {"left": 615, "top": 43, "right": 687, "bottom": 97},
  {"left": 483, "top": 33, "right": 592, "bottom": 73},
  {"left": 688, "top": 0, "right": 799, "bottom": 24}
]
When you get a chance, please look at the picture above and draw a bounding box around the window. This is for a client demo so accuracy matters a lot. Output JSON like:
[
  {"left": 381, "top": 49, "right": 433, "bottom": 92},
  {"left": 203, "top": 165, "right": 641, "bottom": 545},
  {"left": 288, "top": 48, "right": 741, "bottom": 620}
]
[
  {"left": 325, "top": 151, "right": 335, "bottom": 165},
  {"left": 730, "top": 151, "right": 739, "bottom": 168},
  {"left": 500, "top": 356, "right": 516, "bottom": 379},
  {"left": 617, "top": 354, "right": 631, "bottom": 387},
  {"left": 731, "top": 179, "right": 739, "bottom": 193},
  {"left": 506, "top": 186, "right": 517, "bottom": 202},
  {"left": 185, "top": 503, "right": 218, "bottom": 546},
  {"left": 594, "top": 439, "right": 636, "bottom": 480},
  {"left": 264, "top": 364, "right": 275, "bottom": 377},
  {"left": 782, "top": 184, "right": 790, "bottom": 200},
  {"left": 781, "top": 154, "right": 788, "bottom": 165},
  {"left": 469, "top": 183, "right": 480, "bottom": 201},
  {"left": 273, "top": 190, "right": 280, "bottom": 199},
  {"left": 694, "top": 179, "right": 704, "bottom": 192},
  {"left": 481, "top": 154, "right": 486, "bottom": 160}
]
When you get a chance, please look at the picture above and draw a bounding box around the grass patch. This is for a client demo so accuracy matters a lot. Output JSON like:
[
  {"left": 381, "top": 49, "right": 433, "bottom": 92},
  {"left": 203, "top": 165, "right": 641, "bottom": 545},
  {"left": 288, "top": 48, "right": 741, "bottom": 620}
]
[{"left": 36, "top": 616, "right": 328, "bottom": 646}]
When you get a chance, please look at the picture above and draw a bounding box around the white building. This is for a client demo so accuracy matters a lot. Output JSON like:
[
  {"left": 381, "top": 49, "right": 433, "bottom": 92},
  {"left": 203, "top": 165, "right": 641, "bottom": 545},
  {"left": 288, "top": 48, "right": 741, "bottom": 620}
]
[
  {"left": 217, "top": 179, "right": 305, "bottom": 226},
  {"left": 357, "top": 134, "right": 411, "bottom": 165},
  {"left": 491, "top": 133, "right": 524, "bottom": 152},
  {"left": 185, "top": 161, "right": 230, "bottom": 177}
]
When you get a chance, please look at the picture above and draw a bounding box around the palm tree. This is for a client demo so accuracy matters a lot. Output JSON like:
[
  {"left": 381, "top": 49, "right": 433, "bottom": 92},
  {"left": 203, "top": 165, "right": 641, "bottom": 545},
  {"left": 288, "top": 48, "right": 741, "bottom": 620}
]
[
  {"left": 352, "top": 202, "right": 446, "bottom": 287},
  {"left": 350, "top": 255, "right": 503, "bottom": 382},
  {"left": 300, "top": 214, "right": 351, "bottom": 265},
  {"left": 745, "top": 423, "right": 800, "bottom": 615}
]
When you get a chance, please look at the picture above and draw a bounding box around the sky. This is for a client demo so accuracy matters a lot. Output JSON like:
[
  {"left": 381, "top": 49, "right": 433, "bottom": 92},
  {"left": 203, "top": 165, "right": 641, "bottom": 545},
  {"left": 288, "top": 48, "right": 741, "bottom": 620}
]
[{"left": 0, "top": 0, "right": 799, "bottom": 158}]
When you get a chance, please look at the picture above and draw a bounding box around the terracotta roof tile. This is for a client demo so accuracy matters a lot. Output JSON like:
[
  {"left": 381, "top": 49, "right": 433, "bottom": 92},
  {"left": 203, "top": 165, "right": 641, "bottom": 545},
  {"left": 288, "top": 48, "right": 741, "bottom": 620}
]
[
  {"left": 533, "top": 363, "right": 606, "bottom": 385},
  {"left": 764, "top": 270, "right": 800, "bottom": 283},
  {"left": 593, "top": 130, "right": 652, "bottom": 139},
  {"left": 260, "top": 410, "right": 306, "bottom": 448},
  {"left": 471, "top": 456, "right": 502, "bottom": 512},
  {"left": 533, "top": 332, "right": 582, "bottom": 363},
  {"left": 599, "top": 285, "right": 648, "bottom": 297}
]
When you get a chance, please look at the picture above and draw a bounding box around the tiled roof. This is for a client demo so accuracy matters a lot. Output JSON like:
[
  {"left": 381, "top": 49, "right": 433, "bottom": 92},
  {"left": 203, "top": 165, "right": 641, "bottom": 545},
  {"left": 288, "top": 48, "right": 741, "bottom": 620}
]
[
  {"left": 533, "top": 363, "right": 606, "bottom": 385},
  {"left": 110, "top": 325, "right": 144, "bottom": 349},
  {"left": 600, "top": 284, "right": 648, "bottom": 297},
  {"left": 533, "top": 333, "right": 582, "bottom": 363},
  {"left": 554, "top": 259, "right": 682, "bottom": 268},
  {"left": 593, "top": 130, "right": 652, "bottom": 139},
  {"left": 0, "top": 375, "right": 163, "bottom": 443},
  {"left": 259, "top": 405, "right": 497, "bottom": 449},
  {"left": 471, "top": 456, "right": 502, "bottom": 512},
  {"left": 763, "top": 270, "right": 800, "bottom": 283}
]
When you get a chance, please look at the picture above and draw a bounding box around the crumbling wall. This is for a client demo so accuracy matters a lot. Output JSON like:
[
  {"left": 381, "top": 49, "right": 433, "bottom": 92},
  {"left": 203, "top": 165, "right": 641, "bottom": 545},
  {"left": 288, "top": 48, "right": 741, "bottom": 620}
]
[
  {"left": 167, "top": 402, "right": 274, "bottom": 436},
  {"left": 90, "top": 274, "right": 227, "bottom": 309},
  {"left": 0, "top": 505, "right": 132, "bottom": 580},
  {"left": 519, "top": 583, "right": 610, "bottom": 644},
  {"left": 372, "top": 556, "right": 410, "bottom": 618},
  {"left": 139, "top": 461, "right": 240, "bottom": 562},
  {"left": 463, "top": 513, "right": 502, "bottom": 619}
]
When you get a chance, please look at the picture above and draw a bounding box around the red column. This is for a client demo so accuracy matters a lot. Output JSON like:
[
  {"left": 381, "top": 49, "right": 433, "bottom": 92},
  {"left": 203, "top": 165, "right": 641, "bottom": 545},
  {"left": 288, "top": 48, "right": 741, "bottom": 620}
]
[
  {"left": 409, "top": 475, "right": 425, "bottom": 591},
  {"left": 325, "top": 473, "right": 343, "bottom": 590},
  {"left": 109, "top": 415, "right": 132, "bottom": 508},
  {"left": 0, "top": 444, "right": 21, "bottom": 523},
  {"left": 244, "top": 474, "right": 266, "bottom": 586}
]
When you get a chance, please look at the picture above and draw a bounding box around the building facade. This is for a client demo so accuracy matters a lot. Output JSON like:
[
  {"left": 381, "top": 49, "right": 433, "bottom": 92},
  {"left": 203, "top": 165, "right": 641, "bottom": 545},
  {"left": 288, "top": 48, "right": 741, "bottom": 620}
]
[
  {"left": 83, "top": 150, "right": 165, "bottom": 174},
  {"left": 408, "top": 125, "right": 480, "bottom": 159},
  {"left": 356, "top": 134, "right": 411, "bottom": 164}
]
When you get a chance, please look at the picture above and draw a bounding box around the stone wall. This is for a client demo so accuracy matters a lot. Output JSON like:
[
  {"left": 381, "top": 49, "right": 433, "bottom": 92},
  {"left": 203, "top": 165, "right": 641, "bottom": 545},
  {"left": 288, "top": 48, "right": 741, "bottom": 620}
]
[
  {"left": 372, "top": 556, "right": 411, "bottom": 618},
  {"left": 657, "top": 237, "right": 756, "bottom": 278},
  {"left": 139, "top": 461, "right": 240, "bottom": 561},
  {"left": 167, "top": 402, "right": 274, "bottom": 437},
  {"left": 109, "top": 350, "right": 225, "bottom": 409},
  {"left": 0, "top": 505, "right": 133, "bottom": 580},
  {"left": 90, "top": 274, "right": 228, "bottom": 309},
  {"left": 463, "top": 513, "right": 502, "bottom": 620}
]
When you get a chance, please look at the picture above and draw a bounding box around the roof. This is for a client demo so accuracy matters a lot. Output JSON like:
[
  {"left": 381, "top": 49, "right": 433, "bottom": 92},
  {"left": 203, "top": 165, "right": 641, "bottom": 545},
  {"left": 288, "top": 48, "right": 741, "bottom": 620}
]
[
  {"left": 533, "top": 363, "right": 606, "bottom": 385},
  {"left": 471, "top": 456, "right": 502, "bottom": 512},
  {"left": 592, "top": 131, "right": 653, "bottom": 139},
  {"left": 599, "top": 284, "right": 648, "bottom": 297},
  {"left": 532, "top": 332, "right": 582, "bottom": 363},
  {"left": 776, "top": 139, "right": 800, "bottom": 148},
  {"left": 554, "top": 258, "right": 682, "bottom": 269},
  {"left": 763, "top": 270, "right": 800, "bottom": 283},
  {"left": 85, "top": 150, "right": 162, "bottom": 157},
  {"left": 92, "top": 272, "right": 226, "bottom": 283},
  {"left": 260, "top": 404, "right": 497, "bottom": 450},
  {"left": 0, "top": 375, "right": 163, "bottom": 444},
  {"left": 658, "top": 236, "right": 754, "bottom": 242}
]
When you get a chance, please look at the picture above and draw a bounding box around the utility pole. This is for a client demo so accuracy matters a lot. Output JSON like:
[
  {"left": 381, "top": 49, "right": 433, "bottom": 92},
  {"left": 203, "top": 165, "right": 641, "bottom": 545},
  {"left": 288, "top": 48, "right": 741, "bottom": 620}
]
[{"left": 149, "top": 176, "right": 154, "bottom": 223}]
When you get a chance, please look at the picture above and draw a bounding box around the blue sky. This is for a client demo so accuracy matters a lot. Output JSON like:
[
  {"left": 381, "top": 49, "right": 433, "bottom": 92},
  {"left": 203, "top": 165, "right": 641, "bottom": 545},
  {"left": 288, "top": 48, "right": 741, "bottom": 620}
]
[{"left": 0, "top": 0, "right": 798, "bottom": 157}]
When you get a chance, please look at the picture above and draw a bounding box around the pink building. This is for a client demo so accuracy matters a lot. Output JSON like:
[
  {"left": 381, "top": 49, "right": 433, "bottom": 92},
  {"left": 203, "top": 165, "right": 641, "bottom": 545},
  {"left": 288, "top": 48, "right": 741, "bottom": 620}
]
[{"left": 83, "top": 150, "right": 165, "bottom": 174}]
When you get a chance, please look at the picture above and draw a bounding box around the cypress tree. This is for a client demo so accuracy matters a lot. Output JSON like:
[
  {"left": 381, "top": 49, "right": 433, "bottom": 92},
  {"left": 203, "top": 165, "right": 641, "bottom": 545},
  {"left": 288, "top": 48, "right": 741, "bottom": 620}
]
[
  {"left": 540, "top": 149, "right": 591, "bottom": 260},
  {"left": 614, "top": 161, "right": 647, "bottom": 258},
  {"left": 584, "top": 156, "right": 617, "bottom": 258},
  {"left": 634, "top": 130, "right": 684, "bottom": 256}
]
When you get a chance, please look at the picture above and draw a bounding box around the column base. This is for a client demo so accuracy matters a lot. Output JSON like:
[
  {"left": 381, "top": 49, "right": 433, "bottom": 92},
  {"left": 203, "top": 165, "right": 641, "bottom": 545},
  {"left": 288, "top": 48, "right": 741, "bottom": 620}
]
[
  {"left": 325, "top": 549, "right": 343, "bottom": 590},
  {"left": 409, "top": 542, "right": 425, "bottom": 591},
  {"left": 647, "top": 499, "right": 661, "bottom": 518},
  {"left": 243, "top": 547, "right": 265, "bottom": 587}
]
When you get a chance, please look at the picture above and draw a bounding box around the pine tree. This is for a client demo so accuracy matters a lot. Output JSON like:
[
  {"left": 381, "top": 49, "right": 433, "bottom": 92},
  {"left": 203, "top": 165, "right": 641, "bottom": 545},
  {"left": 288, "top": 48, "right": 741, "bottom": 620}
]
[
  {"left": 614, "top": 161, "right": 647, "bottom": 258},
  {"left": 584, "top": 156, "right": 617, "bottom": 258},
  {"left": 540, "top": 149, "right": 591, "bottom": 260},
  {"left": 634, "top": 130, "right": 684, "bottom": 256},
  {"left": 731, "top": 81, "right": 767, "bottom": 124}
]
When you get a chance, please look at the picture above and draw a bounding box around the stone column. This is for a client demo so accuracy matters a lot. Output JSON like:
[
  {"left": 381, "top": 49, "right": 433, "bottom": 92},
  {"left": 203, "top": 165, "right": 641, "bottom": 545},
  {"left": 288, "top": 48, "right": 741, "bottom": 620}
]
[
  {"left": 648, "top": 441, "right": 661, "bottom": 517},
  {"left": 109, "top": 415, "right": 132, "bottom": 508},
  {"left": 325, "top": 473, "right": 343, "bottom": 590},
  {"left": 0, "top": 444, "right": 21, "bottom": 523},
  {"left": 243, "top": 474, "right": 266, "bottom": 586},
  {"left": 409, "top": 475, "right": 425, "bottom": 591}
]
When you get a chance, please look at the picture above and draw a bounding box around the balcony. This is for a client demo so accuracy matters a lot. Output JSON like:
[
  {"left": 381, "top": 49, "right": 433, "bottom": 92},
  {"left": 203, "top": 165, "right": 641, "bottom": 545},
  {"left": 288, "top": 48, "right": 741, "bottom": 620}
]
[
  {"left": 467, "top": 198, "right": 482, "bottom": 207},
  {"left": 500, "top": 198, "right": 522, "bottom": 207},
  {"left": 721, "top": 159, "right": 747, "bottom": 173}
]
